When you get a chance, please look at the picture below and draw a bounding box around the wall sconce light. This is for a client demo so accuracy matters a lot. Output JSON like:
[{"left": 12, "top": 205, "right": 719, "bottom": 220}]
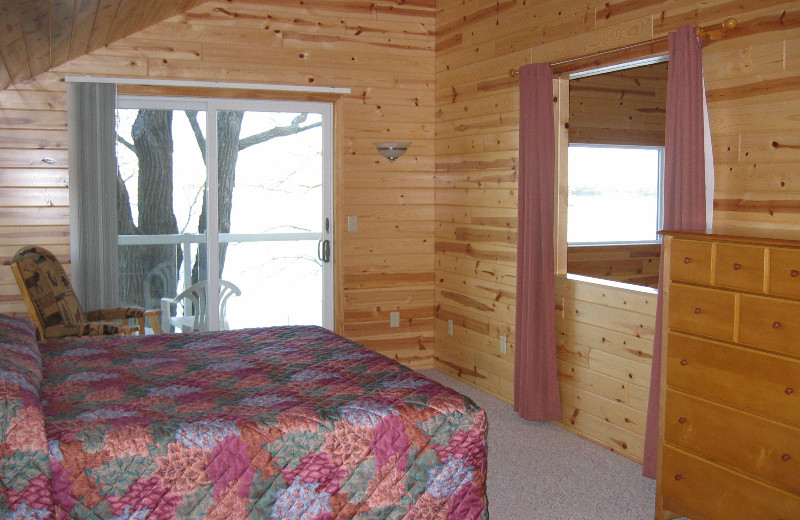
[{"left": 375, "top": 141, "right": 410, "bottom": 162}]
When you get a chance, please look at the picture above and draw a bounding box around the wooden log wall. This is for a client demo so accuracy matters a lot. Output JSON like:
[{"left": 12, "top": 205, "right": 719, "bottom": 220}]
[
  {"left": 0, "top": 0, "right": 437, "bottom": 369},
  {"left": 568, "top": 244, "right": 661, "bottom": 288},
  {"left": 435, "top": 0, "right": 800, "bottom": 462}
]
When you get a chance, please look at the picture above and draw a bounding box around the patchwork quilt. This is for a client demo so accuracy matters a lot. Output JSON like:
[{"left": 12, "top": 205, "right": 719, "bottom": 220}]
[{"left": 0, "top": 318, "right": 488, "bottom": 519}]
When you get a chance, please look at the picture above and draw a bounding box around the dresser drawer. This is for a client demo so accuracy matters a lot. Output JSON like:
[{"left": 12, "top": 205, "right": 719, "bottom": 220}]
[
  {"left": 739, "top": 295, "right": 800, "bottom": 357},
  {"left": 670, "top": 239, "right": 712, "bottom": 284},
  {"left": 666, "top": 333, "right": 800, "bottom": 426},
  {"left": 661, "top": 446, "right": 800, "bottom": 520},
  {"left": 714, "top": 243, "right": 765, "bottom": 292},
  {"left": 769, "top": 247, "right": 800, "bottom": 298},
  {"left": 664, "top": 388, "right": 800, "bottom": 494},
  {"left": 668, "top": 284, "right": 735, "bottom": 340}
]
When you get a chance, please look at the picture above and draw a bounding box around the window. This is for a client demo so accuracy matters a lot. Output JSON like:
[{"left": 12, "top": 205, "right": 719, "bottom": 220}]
[{"left": 567, "top": 144, "right": 664, "bottom": 244}]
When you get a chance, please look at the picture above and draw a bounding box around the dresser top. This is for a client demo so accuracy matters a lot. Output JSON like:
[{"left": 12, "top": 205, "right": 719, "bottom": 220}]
[{"left": 660, "top": 229, "right": 800, "bottom": 248}]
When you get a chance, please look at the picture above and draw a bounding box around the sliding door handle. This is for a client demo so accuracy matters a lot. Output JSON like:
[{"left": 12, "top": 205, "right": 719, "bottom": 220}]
[{"left": 318, "top": 239, "right": 331, "bottom": 263}]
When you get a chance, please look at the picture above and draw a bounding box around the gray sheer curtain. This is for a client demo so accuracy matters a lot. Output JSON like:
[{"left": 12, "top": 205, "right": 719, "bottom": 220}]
[
  {"left": 514, "top": 63, "right": 561, "bottom": 421},
  {"left": 67, "top": 81, "right": 119, "bottom": 310},
  {"left": 642, "top": 25, "right": 709, "bottom": 478}
]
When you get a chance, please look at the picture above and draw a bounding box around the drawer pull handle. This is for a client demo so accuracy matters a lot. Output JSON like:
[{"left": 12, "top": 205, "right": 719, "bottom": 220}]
[
  {"left": 786, "top": 388, "right": 795, "bottom": 395},
  {"left": 683, "top": 257, "right": 692, "bottom": 264},
  {"left": 680, "top": 359, "right": 689, "bottom": 366},
  {"left": 772, "top": 321, "right": 782, "bottom": 329},
  {"left": 674, "top": 474, "right": 683, "bottom": 481},
  {"left": 791, "top": 270, "right": 800, "bottom": 277},
  {"left": 733, "top": 262, "right": 742, "bottom": 270},
  {"left": 782, "top": 454, "right": 791, "bottom": 462},
  {"left": 678, "top": 417, "right": 687, "bottom": 424},
  {"left": 693, "top": 307, "right": 702, "bottom": 314}
]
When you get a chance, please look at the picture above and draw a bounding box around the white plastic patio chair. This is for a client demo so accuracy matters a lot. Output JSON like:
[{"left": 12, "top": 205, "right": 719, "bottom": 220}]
[{"left": 160, "top": 280, "right": 241, "bottom": 333}]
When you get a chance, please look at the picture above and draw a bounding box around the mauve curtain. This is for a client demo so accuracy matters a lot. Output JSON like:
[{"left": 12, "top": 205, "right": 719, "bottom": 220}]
[
  {"left": 514, "top": 63, "right": 561, "bottom": 421},
  {"left": 68, "top": 81, "right": 120, "bottom": 310},
  {"left": 642, "top": 25, "right": 708, "bottom": 478}
]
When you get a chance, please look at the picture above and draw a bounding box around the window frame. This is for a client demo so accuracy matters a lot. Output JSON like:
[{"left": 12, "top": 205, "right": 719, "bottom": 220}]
[{"left": 115, "top": 95, "right": 335, "bottom": 330}]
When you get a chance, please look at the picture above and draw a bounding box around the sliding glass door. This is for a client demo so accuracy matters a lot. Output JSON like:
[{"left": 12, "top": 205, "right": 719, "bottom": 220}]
[{"left": 115, "top": 97, "right": 333, "bottom": 331}]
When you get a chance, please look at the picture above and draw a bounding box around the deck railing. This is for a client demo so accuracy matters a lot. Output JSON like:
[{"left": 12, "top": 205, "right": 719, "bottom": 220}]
[{"left": 118, "top": 231, "right": 319, "bottom": 292}]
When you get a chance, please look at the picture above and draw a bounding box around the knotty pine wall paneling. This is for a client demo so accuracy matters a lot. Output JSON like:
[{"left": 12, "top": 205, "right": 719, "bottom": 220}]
[
  {"left": 567, "top": 244, "right": 661, "bottom": 288},
  {"left": 556, "top": 275, "right": 656, "bottom": 461},
  {"left": 435, "top": 0, "right": 800, "bottom": 463},
  {"left": 0, "top": 0, "right": 437, "bottom": 369},
  {"left": 569, "top": 61, "right": 667, "bottom": 147}
]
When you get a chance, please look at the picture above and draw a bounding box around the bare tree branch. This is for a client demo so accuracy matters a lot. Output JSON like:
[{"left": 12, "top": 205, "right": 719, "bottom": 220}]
[
  {"left": 180, "top": 188, "right": 205, "bottom": 234},
  {"left": 239, "top": 114, "right": 321, "bottom": 151},
  {"left": 182, "top": 111, "right": 322, "bottom": 154},
  {"left": 184, "top": 110, "right": 207, "bottom": 164},
  {"left": 117, "top": 135, "right": 136, "bottom": 153}
]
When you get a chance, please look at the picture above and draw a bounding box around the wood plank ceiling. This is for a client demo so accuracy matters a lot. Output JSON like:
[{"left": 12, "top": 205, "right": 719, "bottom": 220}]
[{"left": 0, "top": 0, "right": 206, "bottom": 91}]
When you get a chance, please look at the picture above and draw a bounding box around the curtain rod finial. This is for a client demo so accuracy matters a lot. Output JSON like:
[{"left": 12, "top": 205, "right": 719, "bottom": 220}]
[{"left": 695, "top": 17, "right": 737, "bottom": 40}]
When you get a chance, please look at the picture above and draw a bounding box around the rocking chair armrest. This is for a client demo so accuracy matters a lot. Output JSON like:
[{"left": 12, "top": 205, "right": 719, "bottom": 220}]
[
  {"left": 44, "top": 321, "right": 123, "bottom": 340},
  {"left": 144, "top": 309, "right": 163, "bottom": 334},
  {"left": 84, "top": 307, "right": 145, "bottom": 321},
  {"left": 85, "top": 308, "right": 162, "bottom": 335},
  {"left": 116, "top": 324, "right": 141, "bottom": 335}
]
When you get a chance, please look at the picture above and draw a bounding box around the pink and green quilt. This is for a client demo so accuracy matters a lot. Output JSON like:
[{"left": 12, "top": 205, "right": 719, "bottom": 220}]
[{"left": 0, "top": 318, "right": 487, "bottom": 519}]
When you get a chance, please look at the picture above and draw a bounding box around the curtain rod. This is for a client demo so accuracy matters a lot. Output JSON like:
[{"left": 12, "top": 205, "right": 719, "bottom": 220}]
[
  {"left": 509, "top": 18, "right": 737, "bottom": 77},
  {"left": 65, "top": 76, "right": 351, "bottom": 94}
]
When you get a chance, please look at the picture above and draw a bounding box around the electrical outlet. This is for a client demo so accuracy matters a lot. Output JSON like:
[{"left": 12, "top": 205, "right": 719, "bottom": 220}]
[
  {"left": 499, "top": 335, "right": 507, "bottom": 355},
  {"left": 390, "top": 311, "right": 400, "bottom": 328},
  {"left": 447, "top": 320, "right": 453, "bottom": 335},
  {"left": 347, "top": 215, "right": 358, "bottom": 232}
]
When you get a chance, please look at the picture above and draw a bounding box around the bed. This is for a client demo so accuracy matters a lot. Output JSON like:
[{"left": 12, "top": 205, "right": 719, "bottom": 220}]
[{"left": 0, "top": 314, "right": 488, "bottom": 519}]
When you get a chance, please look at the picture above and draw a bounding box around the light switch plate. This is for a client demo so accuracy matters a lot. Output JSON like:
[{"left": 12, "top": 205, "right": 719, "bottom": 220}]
[
  {"left": 499, "top": 335, "right": 507, "bottom": 355},
  {"left": 448, "top": 320, "right": 453, "bottom": 335},
  {"left": 390, "top": 311, "right": 400, "bottom": 328},
  {"left": 347, "top": 215, "right": 358, "bottom": 232}
]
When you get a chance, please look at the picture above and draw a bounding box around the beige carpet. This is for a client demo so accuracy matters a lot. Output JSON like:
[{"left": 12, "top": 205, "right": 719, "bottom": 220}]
[{"left": 420, "top": 369, "right": 658, "bottom": 520}]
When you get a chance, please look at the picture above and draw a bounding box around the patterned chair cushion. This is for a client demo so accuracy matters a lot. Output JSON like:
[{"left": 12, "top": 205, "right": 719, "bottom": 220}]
[{"left": 12, "top": 246, "right": 86, "bottom": 329}]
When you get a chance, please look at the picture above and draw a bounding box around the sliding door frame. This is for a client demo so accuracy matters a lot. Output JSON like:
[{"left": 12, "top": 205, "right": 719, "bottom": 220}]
[{"left": 116, "top": 95, "right": 335, "bottom": 330}]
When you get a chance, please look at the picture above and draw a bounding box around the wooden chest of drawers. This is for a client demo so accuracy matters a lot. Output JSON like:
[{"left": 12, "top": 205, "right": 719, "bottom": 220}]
[{"left": 656, "top": 232, "right": 800, "bottom": 520}]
